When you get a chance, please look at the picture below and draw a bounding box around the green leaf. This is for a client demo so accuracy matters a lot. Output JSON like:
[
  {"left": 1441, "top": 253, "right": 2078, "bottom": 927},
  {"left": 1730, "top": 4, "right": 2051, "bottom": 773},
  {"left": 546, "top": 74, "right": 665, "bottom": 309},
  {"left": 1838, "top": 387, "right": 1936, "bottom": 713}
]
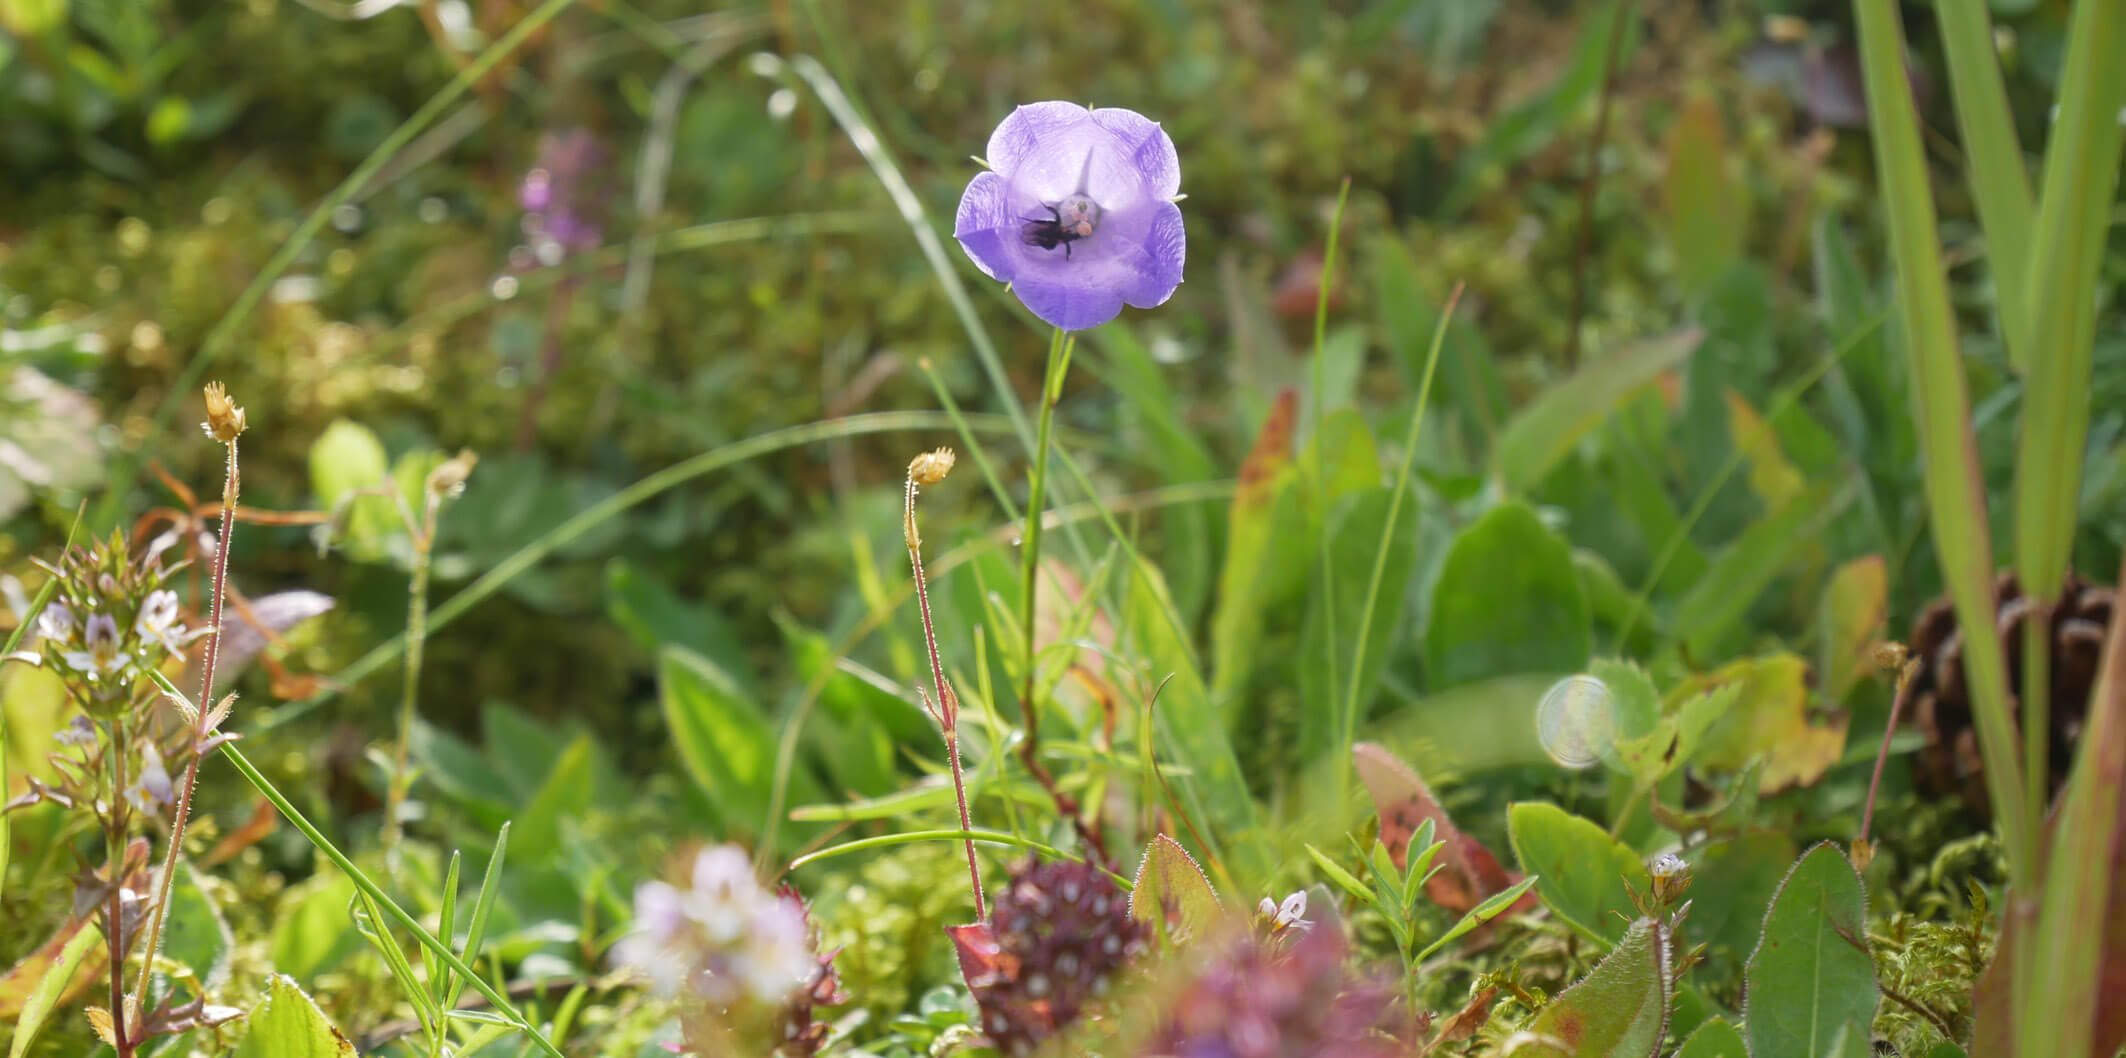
[
  {"left": 0, "top": 0, "right": 67, "bottom": 38},
  {"left": 1673, "top": 1017, "right": 1748, "bottom": 1058},
  {"left": 658, "top": 645, "right": 822, "bottom": 846},
  {"left": 478, "top": 702, "right": 565, "bottom": 802},
  {"left": 1514, "top": 916, "right": 1675, "bottom": 1057},
  {"left": 1414, "top": 875, "right": 1540, "bottom": 962},
  {"left": 1129, "top": 834, "right": 1222, "bottom": 942},
  {"left": 1684, "top": 830, "right": 1795, "bottom": 969},
  {"left": 1670, "top": 479, "right": 1848, "bottom": 659},
  {"left": 1298, "top": 486, "right": 1420, "bottom": 765},
  {"left": 441, "top": 822, "right": 508, "bottom": 1013},
  {"left": 1686, "top": 653, "right": 1848, "bottom": 793},
  {"left": 605, "top": 559, "right": 756, "bottom": 697},
  {"left": 4, "top": 920, "right": 101, "bottom": 1058},
  {"left": 1818, "top": 555, "right": 1888, "bottom": 702},
  {"left": 1496, "top": 328, "right": 1702, "bottom": 491},
  {"left": 308, "top": 418, "right": 396, "bottom": 556},
  {"left": 1508, "top": 802, "right": 1647, "bottom": 945},
  {"left": 1744, "top": 843, "right": 1879, "bottom": 1058},
  {"left": 269, "top": 869, "right": 363, "bottom": 981},
  {"left": 231, "top": 974, "right": 357, "bottom": 1058},
  {"left": 1123, "top": 561, "right": 1256, "bottom": 874},
  {"left": 1663, "top": 96, "right": 1742, "bottom": 295},
  {"left": 512, "top": 735, "right": 593, "bottom": 860},
  {"left": 1210, "top": 388, "right": 1301, "bottom": 706},
  {"left": 1304, "top": 844, "right": 1376, "bottom": 908},
  {"left": 1424, "top": 502, "right": 1590, "bottom": 689},
  {"left": 146, "top": 861, "right": 234, "bottom": 1008}
]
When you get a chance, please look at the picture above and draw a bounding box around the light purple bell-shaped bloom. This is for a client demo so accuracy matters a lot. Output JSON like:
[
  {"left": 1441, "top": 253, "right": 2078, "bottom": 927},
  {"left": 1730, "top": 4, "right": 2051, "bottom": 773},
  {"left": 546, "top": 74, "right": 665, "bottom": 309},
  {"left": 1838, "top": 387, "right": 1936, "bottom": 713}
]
[{"left": 954, "top": 102, "right": 1185, "bottom": 332}]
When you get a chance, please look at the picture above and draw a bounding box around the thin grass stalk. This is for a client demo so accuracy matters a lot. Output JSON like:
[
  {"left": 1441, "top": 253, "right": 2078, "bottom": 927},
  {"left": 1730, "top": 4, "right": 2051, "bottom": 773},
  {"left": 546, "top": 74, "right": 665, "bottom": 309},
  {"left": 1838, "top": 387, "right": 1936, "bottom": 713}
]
[
  {"left": 1933, "top": 0, "right": 2034, "bottom": 365},
  {"left": 1016, "top": 330, "right": 1075, "bottom": 812},
  {"left": 2010, "top": 0, "right": 2126, "bottom": 833},
  {"left": 1850, "top": 0, "right": 2032, "bottom": 884}
]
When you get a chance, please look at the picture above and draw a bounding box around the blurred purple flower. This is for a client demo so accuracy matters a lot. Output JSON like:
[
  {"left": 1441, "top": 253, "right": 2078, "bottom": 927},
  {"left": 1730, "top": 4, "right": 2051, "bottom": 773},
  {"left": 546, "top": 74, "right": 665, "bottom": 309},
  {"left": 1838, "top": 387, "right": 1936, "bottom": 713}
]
[
  {"left": 954, "top": 102, "right": 1185, "bottom": 331},
  {"left": 519, "top": 128, "right": 608, "bottom": 264},
  {"left": 1139, "top": 923, "right": 1412, "bottom": 1058},
  {"left": 613, "top": 845, "right": 816, "bottom": 1007}
]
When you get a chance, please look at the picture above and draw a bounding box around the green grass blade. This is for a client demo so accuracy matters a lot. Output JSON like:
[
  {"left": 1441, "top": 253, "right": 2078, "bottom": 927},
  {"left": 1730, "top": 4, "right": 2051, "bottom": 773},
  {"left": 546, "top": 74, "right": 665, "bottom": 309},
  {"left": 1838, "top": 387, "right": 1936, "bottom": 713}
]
[
  {"left": 2011, "top": 0, "right": 2126, "bottom": 676},
  {"left": 1934, "top": 0, "right": 2033, "bottom": 366},
  {"left": 214, "top": 741, "right": 564, "bottom": 1058},
  {"left": 1852, "top": 0, "right": 2031, "bottom": 882},
  {"left": 786, "top": 829, "right": 1071, "bottom": 873},
  {"left": 444, "top": 822, "right": 511, "bottom": 1015},
  {"left": 434, "top": 850, "right": 462, "bottom": 1013},
  {"left": 353, "top": 889, "right": 444, "bottom": 1041}
]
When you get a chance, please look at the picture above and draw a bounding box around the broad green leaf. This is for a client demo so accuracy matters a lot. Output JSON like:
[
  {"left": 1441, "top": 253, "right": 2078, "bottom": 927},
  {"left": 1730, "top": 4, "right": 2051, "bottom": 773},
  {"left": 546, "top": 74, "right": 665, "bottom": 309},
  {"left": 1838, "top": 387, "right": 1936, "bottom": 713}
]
[
  {"left": 1685, "top": 653, "right": 1847, "bottom": 793},
  {"left": 478, "top": 702, "right": 565, "bottom": 802},
  {"left": 3, "top": 920, "right": 100, "bottom": 1058},
  {"left": 1673, "top": 1017, "right": 1747, "bottom": 1058},
  {"left": 774, "top": 617, "right": 901, "bottom": 798},
  {"left": 269, "top": 869, "right": 363, "bottom": 981},
  {"left": 512, "top": 735, "right": 593, "bottom": 860},
  {"left": 1612, "top": 681, "right": 1736, "bottom": 790},
  {"left": 1684, "top": 830, "right": 1796, "bottom": 969},
  {"left": 605, "top": 559, "right": 756, "bottom": 698},
  {"left": 658, "top": 645, "right": 822, "bottom": 845},
  {"left": 1129, "top": 834, "right": 1222, "bottom": 942},
  {"left": 1514, "top": 916, "right": 1675, "bottom": 1057},
  {"left": 1496, "top": 328, "right": 1702, "bottom": 491},
  {"left": 308, "top": 418, "right": 396, "bottom": 555},
  {"left": 1508, "top": 802, "right": 1647, "bottom": 945},
  {"left": 1818, "top": 555, "right": 1888, "bottom": 701},
  {"left": 1298, "top": 487, "right": 1420, "bottom": 765},
  {"left": 1744, "top": 843, "right": 1878, "bottom": 1058},
  {"left": 1424, "top": 502, "right": 1590, "bottom": 689},
  {"left": 231, "top": 975, "right": 357, "bottom": 1058},
  {"left": 1591, "top": 658, "right": 1661, "bottom": 754}
]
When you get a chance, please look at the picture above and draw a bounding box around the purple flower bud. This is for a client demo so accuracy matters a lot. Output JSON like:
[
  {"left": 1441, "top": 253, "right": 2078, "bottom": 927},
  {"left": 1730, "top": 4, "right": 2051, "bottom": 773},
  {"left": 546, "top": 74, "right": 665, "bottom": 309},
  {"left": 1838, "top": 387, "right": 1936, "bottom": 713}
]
[{"left": 955, "top": 102, "right": 1186, "bottom": 332}]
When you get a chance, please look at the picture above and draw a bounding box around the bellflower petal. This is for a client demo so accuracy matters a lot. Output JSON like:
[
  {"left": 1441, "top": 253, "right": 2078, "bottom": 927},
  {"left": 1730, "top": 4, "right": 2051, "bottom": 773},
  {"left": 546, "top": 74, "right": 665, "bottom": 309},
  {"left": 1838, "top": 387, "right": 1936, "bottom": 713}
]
[{"left": 955, "top": 101, "right": 1184, "bottom": 331}]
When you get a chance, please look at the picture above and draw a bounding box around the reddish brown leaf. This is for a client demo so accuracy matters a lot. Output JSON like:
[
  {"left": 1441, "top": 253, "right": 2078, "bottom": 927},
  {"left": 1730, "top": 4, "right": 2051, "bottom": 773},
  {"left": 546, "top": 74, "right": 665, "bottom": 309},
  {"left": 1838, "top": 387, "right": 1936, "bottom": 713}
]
[
  {"left": 1353, "top": 743, "right": 1535, "bottom": 916},
  {"left": 1235, "top": 387, "right": 1298, "bottom": 508}
]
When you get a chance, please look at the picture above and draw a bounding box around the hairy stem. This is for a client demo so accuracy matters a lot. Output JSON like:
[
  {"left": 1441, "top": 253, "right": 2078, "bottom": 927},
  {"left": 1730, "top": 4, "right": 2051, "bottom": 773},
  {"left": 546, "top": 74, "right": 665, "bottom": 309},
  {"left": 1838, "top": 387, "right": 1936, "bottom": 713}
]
[
  {"left": 131, "top": 434, "right": 238, "bottom": 1030},
  {"left": 906, "top": 469, "right": 985, "bottom": 919}
]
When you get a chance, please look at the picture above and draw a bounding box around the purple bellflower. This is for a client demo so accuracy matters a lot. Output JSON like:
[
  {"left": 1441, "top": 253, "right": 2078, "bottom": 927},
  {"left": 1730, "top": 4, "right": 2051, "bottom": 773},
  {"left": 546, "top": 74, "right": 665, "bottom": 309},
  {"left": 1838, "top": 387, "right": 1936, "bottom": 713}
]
[{"left": 955, "top": 102, "right": 1185, "bottom": 332}]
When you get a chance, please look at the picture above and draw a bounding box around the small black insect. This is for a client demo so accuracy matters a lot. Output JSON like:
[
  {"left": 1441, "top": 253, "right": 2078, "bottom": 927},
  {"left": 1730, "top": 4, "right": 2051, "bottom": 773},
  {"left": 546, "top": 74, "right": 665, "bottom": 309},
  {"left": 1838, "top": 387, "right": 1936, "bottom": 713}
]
[{"left": 1021, "top": 204, "right": 1087, "bottom": 259}]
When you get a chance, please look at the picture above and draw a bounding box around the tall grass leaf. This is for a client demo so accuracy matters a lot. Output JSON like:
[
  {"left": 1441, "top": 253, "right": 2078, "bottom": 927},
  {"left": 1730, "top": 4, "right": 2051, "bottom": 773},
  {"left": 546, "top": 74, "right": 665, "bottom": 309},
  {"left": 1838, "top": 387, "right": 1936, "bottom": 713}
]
[
  {"left": 1210, "top": 388, "right": 1301, "bottom": 705},
  {"left": 1663, "top": 95, "right": 1743, "bottom": 296},
  {"left": 1298, "top": 488, "right": 1418, "bottom": 765},
  {"left": 1933, "top": 0, "right": 2033, "bottom": 364},
  {"left": 1496, "top": 329, "right": 1704, "bottom": 492},
  {"left": 1852, "top": 0, "right": 2029, "bottom": 878},
  {"left": 513, "top": 735, "right": 594, "bottom": 861},
  {"left": 1124, "top": 561, "right": 1254, "bottom": 874}
]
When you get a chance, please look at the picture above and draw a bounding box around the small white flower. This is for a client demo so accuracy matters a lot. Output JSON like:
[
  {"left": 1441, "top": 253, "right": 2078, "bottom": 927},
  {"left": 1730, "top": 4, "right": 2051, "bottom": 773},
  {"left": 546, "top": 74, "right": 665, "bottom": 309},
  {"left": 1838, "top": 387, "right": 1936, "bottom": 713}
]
[
  {"left": 62, "top": 613, "right": 130, "bottom": 679},
  {"left": 730, "top": 898, "right": 814, "bottom": 1005},
  {"left": 37, "top": 602, "right": 76, "bottom": 646},
  {"left": 135, "top": 590, "right": 190, "bottom": 656},
  {"left": 1259, "top": 889, "right": 1311, "bottom": 933}
]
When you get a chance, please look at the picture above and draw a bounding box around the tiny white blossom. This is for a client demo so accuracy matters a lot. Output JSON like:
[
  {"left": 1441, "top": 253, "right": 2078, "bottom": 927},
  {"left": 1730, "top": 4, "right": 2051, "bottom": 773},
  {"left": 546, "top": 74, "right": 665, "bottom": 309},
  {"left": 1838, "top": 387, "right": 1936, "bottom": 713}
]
[
  {"left": 62, "top": 613, "right": 129, "bottom": 679},
  {"left": 38, "top": 602, "right": 76, "bottom": 646},
  {"left": 135, "top": 590, "right": 190, "bottom": 656}
]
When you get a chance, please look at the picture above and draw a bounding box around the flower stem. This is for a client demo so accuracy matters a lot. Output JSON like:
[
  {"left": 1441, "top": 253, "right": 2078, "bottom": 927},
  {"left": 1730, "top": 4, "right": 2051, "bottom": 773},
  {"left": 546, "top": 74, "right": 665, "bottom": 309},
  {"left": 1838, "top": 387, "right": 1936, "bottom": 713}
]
[
  {"left": 105, "top": 716, "right": 133, "bottom": 1058},
  {"left": 1015, "top": 330, "right": 1074, "bottom": 819},
  {"left": 905, "top": 459, "right": 985, "bottom": 918},
  {"left": 131, "top": 432, "right": 240, "bottom": 1031},
  {"left": 383, "top": 492, "right": 441, "bottom": 865}
]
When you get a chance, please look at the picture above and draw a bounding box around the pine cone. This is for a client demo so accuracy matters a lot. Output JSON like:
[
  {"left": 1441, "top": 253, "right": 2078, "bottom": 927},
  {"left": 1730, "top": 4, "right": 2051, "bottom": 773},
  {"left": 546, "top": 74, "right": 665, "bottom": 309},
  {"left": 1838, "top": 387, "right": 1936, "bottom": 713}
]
[
  {"left": 1906, "top": 570, "right": 2116, "bottom": 817},
  {"left": 948, "top": 859, "right": 1147, "bottom": 1056}
]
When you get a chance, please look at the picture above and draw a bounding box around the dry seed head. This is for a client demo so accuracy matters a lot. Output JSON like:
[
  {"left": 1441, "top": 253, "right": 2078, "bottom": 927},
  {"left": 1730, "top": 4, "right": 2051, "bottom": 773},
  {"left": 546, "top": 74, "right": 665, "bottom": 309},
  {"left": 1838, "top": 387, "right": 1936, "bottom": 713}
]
[
  {"left": 426, "top": 448, "right": 479, "bottom": 498},
  {"left": 909, "top": 447, "right": 956, "bottom": 487},
  {"left": 201, "top": 382, "right": 246, "bottom": 442}
]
